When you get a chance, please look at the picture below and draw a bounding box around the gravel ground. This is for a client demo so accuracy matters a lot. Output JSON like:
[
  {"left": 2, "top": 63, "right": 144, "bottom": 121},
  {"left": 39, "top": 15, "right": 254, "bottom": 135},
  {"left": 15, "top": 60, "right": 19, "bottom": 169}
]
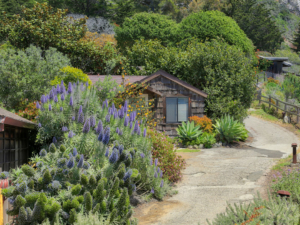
[{"left": 133, "top": 115, "right": 299, "bottom": 225}]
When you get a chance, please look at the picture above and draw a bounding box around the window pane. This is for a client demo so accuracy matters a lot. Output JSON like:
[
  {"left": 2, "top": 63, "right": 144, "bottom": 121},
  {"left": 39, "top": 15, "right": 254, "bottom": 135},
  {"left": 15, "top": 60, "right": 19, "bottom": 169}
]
[
  {"left": 4, "top": 140, "right": 9, "bottom": 149},
  {"left": 0, "top": 139, "right": 3, "bottom": 150},
  {"left": 166, "top": 98, "right": 177, "bottom": 123},
  {"left": 178, "top": 98, "right": 189, "bottom": 122}
]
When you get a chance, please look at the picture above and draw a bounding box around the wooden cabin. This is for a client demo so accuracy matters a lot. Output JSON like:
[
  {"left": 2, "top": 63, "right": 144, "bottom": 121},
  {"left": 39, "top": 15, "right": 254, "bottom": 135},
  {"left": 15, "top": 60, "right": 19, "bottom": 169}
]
[
  {"left": 89, "top": 70, "right": 207, "bottom": 137},
  {"left": 0, "top": 108, "right": 36, "bottom": 171}
]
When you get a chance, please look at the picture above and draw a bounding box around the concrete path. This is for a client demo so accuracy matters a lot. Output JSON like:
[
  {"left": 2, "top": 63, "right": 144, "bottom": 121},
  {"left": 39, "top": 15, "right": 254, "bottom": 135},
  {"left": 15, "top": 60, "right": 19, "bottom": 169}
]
[
  {"left": 244, "top": 116, "right": 298, "bottom": 158},
  {"left": 134, "top": 115, "right": 299, "bottom": 225}
]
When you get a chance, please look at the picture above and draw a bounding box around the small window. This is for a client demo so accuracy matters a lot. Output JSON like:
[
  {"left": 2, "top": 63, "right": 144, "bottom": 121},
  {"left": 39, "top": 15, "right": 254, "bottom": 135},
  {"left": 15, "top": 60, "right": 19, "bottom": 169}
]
[{"left": 166, "top": 97, "right": 189, "bottom": 123}]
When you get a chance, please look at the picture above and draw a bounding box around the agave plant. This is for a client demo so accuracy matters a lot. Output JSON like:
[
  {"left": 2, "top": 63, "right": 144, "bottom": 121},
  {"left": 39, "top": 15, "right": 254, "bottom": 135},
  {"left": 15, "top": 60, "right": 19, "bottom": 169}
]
[
  {"left": 176, "top": 121, "right": 202, "bottom": 142},
  {"left": 213, "top": 115, "right": 247, "bottom": 144}
]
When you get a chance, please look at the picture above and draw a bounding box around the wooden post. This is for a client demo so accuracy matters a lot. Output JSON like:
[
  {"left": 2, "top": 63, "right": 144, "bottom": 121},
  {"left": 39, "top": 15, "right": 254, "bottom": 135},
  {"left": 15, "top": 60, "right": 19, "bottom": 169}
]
[
  {"left": 269, "top": 96, "right": 271, "bottom": 108},
  {"left": 285, "top": 102, "right": 287, "bottom": 113},
  {"left": 276, "top": 99, "right": 278, "bottom": 111}
]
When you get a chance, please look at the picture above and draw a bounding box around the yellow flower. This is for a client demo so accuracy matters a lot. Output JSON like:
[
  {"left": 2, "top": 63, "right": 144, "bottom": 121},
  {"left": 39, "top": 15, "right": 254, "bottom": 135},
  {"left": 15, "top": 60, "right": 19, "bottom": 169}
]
[
  {"left": 149, "top": 103, "right": 151, "bottom": 105},
  {"left": 127, "top": 114, "right": 129, "bottom": 116}
]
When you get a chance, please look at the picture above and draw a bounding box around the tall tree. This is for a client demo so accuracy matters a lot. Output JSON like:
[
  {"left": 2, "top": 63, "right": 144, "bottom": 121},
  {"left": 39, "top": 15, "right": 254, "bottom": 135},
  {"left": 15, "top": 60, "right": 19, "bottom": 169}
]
[
  {"left": 222, "top": 0, "right": 283, "bottom": 53},
  {"left": 292, "top": 24, "right": 300, "bottom": 54},
  {"left": 1, "top": 0, "right": 47, "bottom": 17}
]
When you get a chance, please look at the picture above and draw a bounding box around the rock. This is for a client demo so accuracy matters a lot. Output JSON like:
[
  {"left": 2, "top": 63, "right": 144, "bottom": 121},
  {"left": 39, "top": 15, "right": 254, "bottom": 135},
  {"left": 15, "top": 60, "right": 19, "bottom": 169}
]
[
  {"left": 283, "top": 115, "right": 291, "bottom": 123},
  {"left": 187, "top": 145, "right": 193, "bottom": 149},
  {"left": 199, "top": 144, "right": 204, "bottom": 149},
  {"left": 193, "top": 145, "right": 198, "bottom": 149},
  {"left": 130, "top": 193, "right": 144, "bottom": 206}
]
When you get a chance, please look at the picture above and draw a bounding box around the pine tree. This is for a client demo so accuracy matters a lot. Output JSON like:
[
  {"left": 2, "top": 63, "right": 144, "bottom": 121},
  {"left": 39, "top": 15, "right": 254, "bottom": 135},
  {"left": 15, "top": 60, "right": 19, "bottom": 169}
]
[
  {"left": 222, "top": 0, "right": 283, "bottom": 53},
  {"left": 292, "top": 24, "right": 300, "bottom": 53}
]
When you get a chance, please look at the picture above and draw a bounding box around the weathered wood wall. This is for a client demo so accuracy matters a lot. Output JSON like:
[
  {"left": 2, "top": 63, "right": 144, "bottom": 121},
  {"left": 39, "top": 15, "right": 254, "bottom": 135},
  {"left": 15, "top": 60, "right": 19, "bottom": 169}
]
[{"left": 145, "top": 75, "right": 206, "bottom": 137}]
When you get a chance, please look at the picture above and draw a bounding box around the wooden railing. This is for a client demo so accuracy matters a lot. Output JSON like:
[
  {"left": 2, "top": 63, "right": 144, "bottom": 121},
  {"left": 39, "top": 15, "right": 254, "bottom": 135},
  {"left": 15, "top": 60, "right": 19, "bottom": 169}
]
[{"left": 256, "top": 92, "right": 300, "bottom": 123}]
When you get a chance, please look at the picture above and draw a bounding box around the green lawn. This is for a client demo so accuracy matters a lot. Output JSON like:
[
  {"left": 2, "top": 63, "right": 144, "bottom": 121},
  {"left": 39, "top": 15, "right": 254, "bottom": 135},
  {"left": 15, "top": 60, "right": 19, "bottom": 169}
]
[{"left": 249, "top": 108, "right": 280, "bottom": 122}]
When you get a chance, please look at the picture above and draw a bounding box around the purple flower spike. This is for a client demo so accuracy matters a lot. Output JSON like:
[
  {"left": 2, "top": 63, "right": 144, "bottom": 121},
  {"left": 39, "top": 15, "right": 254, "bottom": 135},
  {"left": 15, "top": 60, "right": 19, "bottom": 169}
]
[
  {"left": 124, "top": 100, "right": 128, "bottom": 113},
  {"left": 82, "top": 118, "right": 90, "bottom": 133},
  {"left": 102, "top": 127, "right": 110, "bottom": 145},
  {"left": 61, "top": 94, "right": 65, "bottom": 101},
  {"left": 109, "top": 148, "right": 119, "bottom": 163},
  {"left": 56, "top": 84, "right": 60, "bottom": 94},
  {"left": 36, "top": 101, "right": 40, "bottom": 109},
  {"left": 98, "top": 131, "right": 104, "bottom": 142},
  {"left": 78, "top": 105, "right": 83, "bottom": 114},
  {"left": 96, "top": 120, "right": 103, "bottom": 134},
  {"left": 67, "top": 157, "right": 75, "bottom": 169},
  {"left": 116, "top": 127, "right": 120, "bottom": 134},
  {"left": 160, "top": 171, "right": 163, "bottom": 178},
  {"left": 62, "top": 126, "right": 68, "bottom": 132},
  {"left": 48, "top": 104, "right": 52, "bottom": 111},
  {"left": 102, "top": 101, "right": 105, "bottom": 109},
  {"left": 137, "top": 127, "right": 141, "bottom": 135},
  {"left": 133, "top": 120, "right": 139, "bottom": 133},
  {"left": 124, "top": 116, "right": 129, "bottom": 127},
  {"left": 123, "top": 169, "right": 133, "bottom": 181},
  {"left": 68, "top": 131, "right": 75, "bottom": 138},
  {"left": 130, "top": 121, "right": 133, "bottom": 129},
  {"left": 80, "top": 83, "right": 85, "bottom": 91},
  {"left": 119, "top": 145, "right": 124, "bottom": 155},
  {"left": 54, "top": 96, "right": 58, "bottom": 103},
  {"left": 90, "top": 116, "right": 96, "bottom": 127},
  {"left": 105, "top": 99, "right": 108, "bottom": 108},
  {"left": 41, "top": 95, "right": 46, "bottom": 104},
  {"left": 60, "top": 80, "right": 65, "bottom": 94},
  {"left": 69, "top": 96, "right": 73, "bottom": 107},
  {"left": 118, "top": 108, "right": 124, "bottom": 119},
  {"left": 73, "top": 148, "right": 78, "bottom": 156},
  {"left": 78, "top": 112, "right": 84, "bottom": 124},
  {"left": 150, "top": 188, "right": 154, "bottom": 194},
  {"left": 72, "top": 116, "right": 75, "bottom": 121},
  {"left": 140, "top": 153, "right": 145, "bottom": 158},
  {"left": 154, "top": 171, "right": 158, "bottom": 178},
  {"left": 105, "top": 114, "right": 110, "bottom": 123},
  {"left": 52, "top": 136, "right": 57, "bottom": 144},
  {"left": 143, "top": 128, "right": 147, "bottom": 137},
  {"left": 77, "top": 155, "right": 84, "bottom": 168},
  {"left": 105, "top": 148, "right": 109, "bottom": 157},
  {"left": 85, "top": 81, "right": 89, "bottom": 87},
  {"left": 112, "top": 103, "right": 115, "bottom": 112},
  {"left": 49, "top": 90, "right": 54, "bottom": 100},
  {"left": 114, "top": 110, "right": 118, "bottom": 119},
  {"left": 60, "top": 107, "right": 63, "bottom": 112},
  {"left": 68, "top": 82, "right": 72, "bottom": 94},
  {"left": 160, "top": 180, "right": 164, "bottom": 188},
  {"left": 118, "top": 129, "right": 123, "bottom": 136},
  {"left": 155, "top": 158, "right": 158, "bottom": 166},
  {"left": 38, "top": 123, "right": 42, "bottom": 128}
]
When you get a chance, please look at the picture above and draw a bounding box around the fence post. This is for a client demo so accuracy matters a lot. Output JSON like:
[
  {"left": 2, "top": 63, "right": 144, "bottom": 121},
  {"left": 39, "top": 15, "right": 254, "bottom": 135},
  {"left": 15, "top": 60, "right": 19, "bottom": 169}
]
[
  {"left": 269, "top": 96, "right": 271, "bottom": 108},
  {"left": 285, "top": 102, "right": 287, "bottom": 113},
  {"left": 297, "top": 107, "right": 299, "bottom": 124},
  {"left": 276, "top": 99, "right": 279, "bottom": 111}
]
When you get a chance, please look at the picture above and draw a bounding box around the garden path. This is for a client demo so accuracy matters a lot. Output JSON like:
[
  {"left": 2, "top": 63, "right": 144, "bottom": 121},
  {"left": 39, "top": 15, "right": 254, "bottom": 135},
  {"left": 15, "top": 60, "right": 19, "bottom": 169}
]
[{"left": 133, "top": 115, "right": 299, "bottom": 225}]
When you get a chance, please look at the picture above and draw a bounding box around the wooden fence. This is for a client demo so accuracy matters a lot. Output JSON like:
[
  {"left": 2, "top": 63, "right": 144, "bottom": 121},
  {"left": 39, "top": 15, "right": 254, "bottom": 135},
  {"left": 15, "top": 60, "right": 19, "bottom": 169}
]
[{"left": 257, "top": 92, "right": 300, "bottom": 123}]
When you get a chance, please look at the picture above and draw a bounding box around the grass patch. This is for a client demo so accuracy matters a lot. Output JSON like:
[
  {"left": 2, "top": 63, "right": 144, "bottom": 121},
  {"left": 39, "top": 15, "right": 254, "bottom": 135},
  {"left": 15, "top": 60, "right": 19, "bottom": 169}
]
[
  {"left": 271, "top": 156, "right": 291, "bottom": 171},
  {"left": 248, "top": 109, "right": 280, "bottom": 122},
  {"left": 176, "top": 149, "right": 200, "bottom": 152}
]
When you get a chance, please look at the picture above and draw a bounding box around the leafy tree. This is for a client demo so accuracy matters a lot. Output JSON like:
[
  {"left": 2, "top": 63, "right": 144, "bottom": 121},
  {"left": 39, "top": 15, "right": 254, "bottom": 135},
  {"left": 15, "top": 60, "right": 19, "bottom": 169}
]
[
  {"left": 222, "top": 0, "right": 283, "bottom": 53},
  {"left": 115, "top": 12, "right": 178, "bottom": 50},
  {"left": 177, "top": 11, "right": 254, "bottom": 55},
  {"left": 0, "top": 3, "right": 124, "bottom": 74},
  {"left": 125, "top": 39, "right": 256, "bottom": 120},
  {"left": 94, "top": 75, "right": 124, "bottom": 101},
  {"left": 0, "top": 45, "right": 70, "bottom": 109},
  {"left": 109, "top": 0, "right": 136, "bottom": 25},
  {"left": 0, "top": 0, "right": 47, "bottom": 17}
]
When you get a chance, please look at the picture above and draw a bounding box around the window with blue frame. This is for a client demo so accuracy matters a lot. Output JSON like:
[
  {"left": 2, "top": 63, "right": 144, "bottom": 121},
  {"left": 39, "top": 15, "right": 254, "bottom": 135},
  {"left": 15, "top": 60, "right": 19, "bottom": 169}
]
[{"left": 166, "top": 97, "right": 189, "bottom": 123}]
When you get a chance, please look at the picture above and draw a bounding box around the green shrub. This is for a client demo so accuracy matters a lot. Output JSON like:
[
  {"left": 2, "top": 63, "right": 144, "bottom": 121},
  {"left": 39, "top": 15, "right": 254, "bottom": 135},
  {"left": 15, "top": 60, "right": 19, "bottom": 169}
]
[
  {"left": 0, "top": 45, "right": 69, "bottom": 109},
  {"left": 125, "top": 39, "right": 256, "bottom": 121},
  {"left": 178, "top": 11, "right": 254, "bottom": 55},
  {"left": 214, "top": 115, "right": 248, "bottom": 143},
  {"left": 115, "top": 12, "right": 178, "bottom": 50},
  {"left": 207, "top": 192, "right": 300, "bottom": 224},
  {"left": 200, "top": 133, "right": 216, "bottom": 148},
  {"left": 176, "top": 121, "right": 203, "bottom": 144},
  {"left": 272, "top": 169, "right": 300, "bottom": 204},
  {"left": 148, "top": 129, "right": 185, "bottom": 183},
  {"left": 0, "top": 3, "right": 124, "bottom": 74},
  {"left": 94, "top": 75, "right": 124, "bottom": 101},
  {"left": 50, "top": 66, "right": 92, "bottom": 88}
]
